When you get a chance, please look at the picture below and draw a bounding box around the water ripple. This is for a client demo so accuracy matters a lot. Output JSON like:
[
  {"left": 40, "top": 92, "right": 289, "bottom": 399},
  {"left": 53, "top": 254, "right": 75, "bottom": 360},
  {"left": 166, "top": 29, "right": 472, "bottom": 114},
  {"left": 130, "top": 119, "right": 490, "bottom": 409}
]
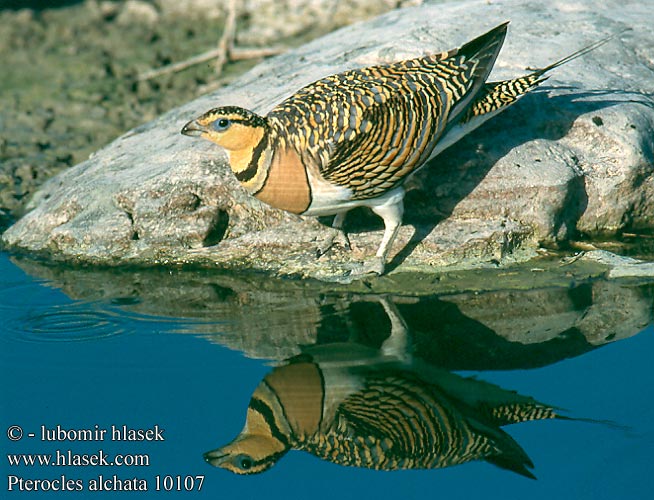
[
  {"left": 5, "top": 304, "right": 131, "bottom": 343},
  {"left": 0, "top": 276, "right": 223, "bottom": 344}
]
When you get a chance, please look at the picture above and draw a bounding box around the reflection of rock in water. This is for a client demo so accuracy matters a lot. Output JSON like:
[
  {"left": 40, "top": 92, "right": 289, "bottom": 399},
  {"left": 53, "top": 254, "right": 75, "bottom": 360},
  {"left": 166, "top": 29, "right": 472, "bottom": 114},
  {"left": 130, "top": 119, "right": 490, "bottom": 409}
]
[
  {"left": 573, "top": 282, "right": 653, "bottom": 345},
  {"left": 445, "top": 282, "right": 653, "bottom": 346},
  {"left": 204, "top": 359, "right": 563, "bottom": 478},
  {"left": 11, "top": 257, "right": 654, "bottom": 367},
  {"left": 406, "top": 284, "right": 652, "bottom": 370},
  {"left": 182, "top": 279, "right": 652, "bottom": 368}
]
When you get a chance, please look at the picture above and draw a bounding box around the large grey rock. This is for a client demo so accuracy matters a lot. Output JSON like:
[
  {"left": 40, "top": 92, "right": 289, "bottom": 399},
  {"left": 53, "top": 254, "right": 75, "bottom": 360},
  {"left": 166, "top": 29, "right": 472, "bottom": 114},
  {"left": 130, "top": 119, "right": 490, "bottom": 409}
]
[{"left": 2, "top": 0, "right": 653, "bottom": 277}]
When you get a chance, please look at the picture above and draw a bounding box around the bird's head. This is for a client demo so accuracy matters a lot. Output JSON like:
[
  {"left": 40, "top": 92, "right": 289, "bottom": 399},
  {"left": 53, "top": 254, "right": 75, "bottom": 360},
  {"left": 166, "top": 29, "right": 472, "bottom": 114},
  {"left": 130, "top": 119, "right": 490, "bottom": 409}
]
[
  {"left": 203, "top": 432, "right": 288, "bottom": 475},
  {"left": 181, "top": 106, "right": 268, "bottom": 152},
  {"left": 203, "top": 393, "right": 291, "bottom": 475}
]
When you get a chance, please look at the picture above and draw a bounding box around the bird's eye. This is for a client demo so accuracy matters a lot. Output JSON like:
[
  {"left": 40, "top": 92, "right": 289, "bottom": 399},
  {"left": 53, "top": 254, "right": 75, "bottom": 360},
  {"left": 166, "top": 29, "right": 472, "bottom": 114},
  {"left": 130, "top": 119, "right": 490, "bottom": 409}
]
[
  {"left": 239, "top": 457, "right": 253, "bottom": 470},
  {"left": 213, "top": 118, "right": 231, "bottom": 131}
]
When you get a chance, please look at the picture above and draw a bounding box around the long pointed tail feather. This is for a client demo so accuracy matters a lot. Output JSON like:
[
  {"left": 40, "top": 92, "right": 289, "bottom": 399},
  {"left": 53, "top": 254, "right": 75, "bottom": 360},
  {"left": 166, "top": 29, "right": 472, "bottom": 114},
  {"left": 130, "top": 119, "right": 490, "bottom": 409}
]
[
  {"left": 526, "top": 28, "right": 632, "bottom": 76},
  {"left": 461, "top": 27, "right": 631, "bottom": 125}
]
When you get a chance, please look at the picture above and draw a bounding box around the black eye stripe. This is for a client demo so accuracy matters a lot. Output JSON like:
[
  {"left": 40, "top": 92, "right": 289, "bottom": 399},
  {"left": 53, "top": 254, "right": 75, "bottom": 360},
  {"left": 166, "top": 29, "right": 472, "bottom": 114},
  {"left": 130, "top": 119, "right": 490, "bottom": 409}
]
[
  {"left": 213, "top": 118, "right": 248, "bottom": 125},
  {"left": 203, "top": 106, "right": 267, "bottom": 128},
  {"left": 250, "top": 396, "right": 290, "bottom": 447}
]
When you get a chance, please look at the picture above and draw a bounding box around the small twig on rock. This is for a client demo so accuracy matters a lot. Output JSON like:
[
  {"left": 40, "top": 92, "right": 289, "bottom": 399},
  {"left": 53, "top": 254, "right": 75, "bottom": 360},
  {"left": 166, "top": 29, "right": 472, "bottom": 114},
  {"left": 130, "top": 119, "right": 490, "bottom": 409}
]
[
  {"left": 559, "top": 251, "right": 585, "bottom": 266},
  {"left": 136, "top": 0, "right": 285, "bottom": 82},
  {"left": 137, "top": 47, "right": 227, "bottom": 81},
  {"left": 622, "top": 232, "right": 654, "bottom": 239},
  {"left": 213, "top": 0, "right": 237, "bottom": 75},
  {"left": 230, "top": 46, "right": 288, "bottom": 61}
]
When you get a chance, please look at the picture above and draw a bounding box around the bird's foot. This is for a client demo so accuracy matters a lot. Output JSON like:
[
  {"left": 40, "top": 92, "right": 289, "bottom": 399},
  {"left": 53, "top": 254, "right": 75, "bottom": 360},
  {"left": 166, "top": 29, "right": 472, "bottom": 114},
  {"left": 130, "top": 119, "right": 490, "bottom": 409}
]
[
  {"left": 316, "top": 228, "right": 351, "bottom": 258},
  {"left": 347, "top": 256, "right": 386, "bottom": 279},
  {"left": 318, "top": 257, "right": 385, "bottom": 284}
]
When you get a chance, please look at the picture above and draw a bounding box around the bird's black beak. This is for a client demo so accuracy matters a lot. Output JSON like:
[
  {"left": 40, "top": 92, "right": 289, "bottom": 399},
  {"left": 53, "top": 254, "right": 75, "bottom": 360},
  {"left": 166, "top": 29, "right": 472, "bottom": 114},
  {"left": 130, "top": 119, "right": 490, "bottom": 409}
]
[
  {"left": 203, "top": 449, "right": 228, "bottom": 467},
  {"left": 181, "top": 119, "right": 208, "bottom": 137}
]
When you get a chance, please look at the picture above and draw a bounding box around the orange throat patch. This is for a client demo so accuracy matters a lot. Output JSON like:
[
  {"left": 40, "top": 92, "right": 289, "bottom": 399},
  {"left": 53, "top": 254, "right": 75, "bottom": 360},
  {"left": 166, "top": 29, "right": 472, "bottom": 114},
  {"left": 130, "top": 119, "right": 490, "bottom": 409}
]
[{"left": 254, "top": 146, "right": 311, "bottom": 214}]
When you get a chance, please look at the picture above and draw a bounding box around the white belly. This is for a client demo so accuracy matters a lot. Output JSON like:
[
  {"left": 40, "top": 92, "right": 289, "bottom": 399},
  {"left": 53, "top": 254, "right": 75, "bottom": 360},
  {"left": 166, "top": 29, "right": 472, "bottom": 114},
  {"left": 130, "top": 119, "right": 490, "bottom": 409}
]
[
  {"left": 302, "top": 167, "right": 355, "bottom": 216},
  {"left": 303, "top": 169, "right": 405, "bottom": 217}
]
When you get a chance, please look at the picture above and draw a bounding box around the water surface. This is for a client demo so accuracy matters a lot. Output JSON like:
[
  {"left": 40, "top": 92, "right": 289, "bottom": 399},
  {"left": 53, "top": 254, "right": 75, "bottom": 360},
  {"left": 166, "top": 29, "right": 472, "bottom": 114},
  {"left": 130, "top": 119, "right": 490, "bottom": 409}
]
[{"left": 1, "top": 252, "right": 653, "bottom": 499}]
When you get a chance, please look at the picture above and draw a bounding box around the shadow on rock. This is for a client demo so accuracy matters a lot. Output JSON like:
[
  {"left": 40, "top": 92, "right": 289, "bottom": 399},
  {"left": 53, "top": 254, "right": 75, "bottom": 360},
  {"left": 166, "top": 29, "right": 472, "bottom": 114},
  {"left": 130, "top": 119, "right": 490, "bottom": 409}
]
[{"left": 387, "top": 90, "right": 651, "bottom": 271}]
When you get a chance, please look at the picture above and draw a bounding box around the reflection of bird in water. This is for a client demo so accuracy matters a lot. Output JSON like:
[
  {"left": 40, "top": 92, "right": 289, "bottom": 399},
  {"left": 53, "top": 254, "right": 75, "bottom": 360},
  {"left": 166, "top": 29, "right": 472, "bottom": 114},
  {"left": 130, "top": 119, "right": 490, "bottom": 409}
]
[{"left": 204, "top": 359, "right": 563, "bottom": 478}]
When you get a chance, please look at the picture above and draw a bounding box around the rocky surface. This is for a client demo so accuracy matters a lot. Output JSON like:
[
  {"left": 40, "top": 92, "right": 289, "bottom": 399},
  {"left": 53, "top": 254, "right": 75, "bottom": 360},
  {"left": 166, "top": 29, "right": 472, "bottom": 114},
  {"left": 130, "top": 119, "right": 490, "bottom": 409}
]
[
  {"left": 0, "top": 0, "right": 408, "bottom": 229},
  {"left": 2, "top": 0, "right": 654, "bottom": 279}
]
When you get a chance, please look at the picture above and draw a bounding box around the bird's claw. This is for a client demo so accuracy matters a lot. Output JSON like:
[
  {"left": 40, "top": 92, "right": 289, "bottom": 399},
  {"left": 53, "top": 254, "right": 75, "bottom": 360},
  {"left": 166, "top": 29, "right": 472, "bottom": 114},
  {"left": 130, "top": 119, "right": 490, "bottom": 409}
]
[
  {"left": 316, "top": 229, "right": 351, "bottom": 258},
  {"left": 317, "top": 257, "right": 385, "bottom": 284},
  {"left": 344, "top": 256, "right": 385, "bottom": 280}
]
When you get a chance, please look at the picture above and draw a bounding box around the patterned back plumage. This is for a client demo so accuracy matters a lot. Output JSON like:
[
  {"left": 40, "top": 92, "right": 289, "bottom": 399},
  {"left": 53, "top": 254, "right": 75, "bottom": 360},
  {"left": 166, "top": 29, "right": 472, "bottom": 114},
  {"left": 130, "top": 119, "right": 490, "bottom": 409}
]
[
  {"left": 205, "top": 361, "right": 565, "bottom": 478},
  {"left": 300, "top": 372, "right": 534, "bottom": 474},
  {"left": 266, "top": 24, "right": 507, "bottom": 199}
]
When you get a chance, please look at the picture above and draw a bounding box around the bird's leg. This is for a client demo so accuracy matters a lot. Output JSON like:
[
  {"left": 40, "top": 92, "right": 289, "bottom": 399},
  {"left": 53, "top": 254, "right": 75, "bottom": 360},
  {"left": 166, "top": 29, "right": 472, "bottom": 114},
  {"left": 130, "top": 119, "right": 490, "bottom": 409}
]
[
  {"left": 378, "top": 297, "right": 411, "bottom": 363},
  {"left": 351, "top": 198, "right": 404, "bottom": 277},
  {"left": 316, "top": 211, "right": 351, "bottom": 258}
]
